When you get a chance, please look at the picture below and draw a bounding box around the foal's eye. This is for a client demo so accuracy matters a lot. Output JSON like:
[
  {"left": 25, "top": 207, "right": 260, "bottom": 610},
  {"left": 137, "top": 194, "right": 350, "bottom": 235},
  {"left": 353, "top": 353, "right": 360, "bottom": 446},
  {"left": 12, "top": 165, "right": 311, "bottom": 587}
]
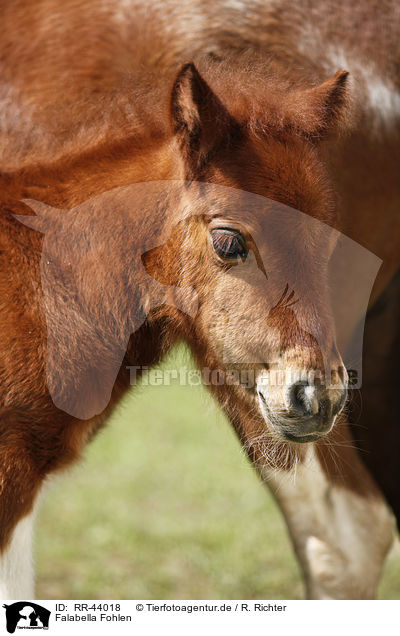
[{"left": 210, "top": 228, "right": 248, "bottom": 262}]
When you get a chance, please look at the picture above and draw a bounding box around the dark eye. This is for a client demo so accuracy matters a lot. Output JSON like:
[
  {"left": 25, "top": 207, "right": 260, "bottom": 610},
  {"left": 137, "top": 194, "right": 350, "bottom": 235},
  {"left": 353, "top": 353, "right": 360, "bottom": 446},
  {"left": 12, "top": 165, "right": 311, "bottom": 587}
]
[{"left": 210, "top": 228, "right": 248, "bottom": 261}]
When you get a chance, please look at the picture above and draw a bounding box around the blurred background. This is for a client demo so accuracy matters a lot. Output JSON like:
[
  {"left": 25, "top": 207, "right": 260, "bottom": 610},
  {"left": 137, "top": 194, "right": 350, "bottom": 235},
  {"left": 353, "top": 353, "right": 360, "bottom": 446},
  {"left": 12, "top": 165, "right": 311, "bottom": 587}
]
[{"left": 35, "top": 346, "right": 400, "bottom": 599}]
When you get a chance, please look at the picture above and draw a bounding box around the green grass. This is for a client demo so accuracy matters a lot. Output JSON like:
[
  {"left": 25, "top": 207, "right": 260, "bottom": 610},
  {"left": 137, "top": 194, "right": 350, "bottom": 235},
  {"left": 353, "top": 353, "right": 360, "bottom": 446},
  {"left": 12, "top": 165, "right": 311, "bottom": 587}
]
[{"left": 35, "top": 346, "right": 400, "bottom": 599}]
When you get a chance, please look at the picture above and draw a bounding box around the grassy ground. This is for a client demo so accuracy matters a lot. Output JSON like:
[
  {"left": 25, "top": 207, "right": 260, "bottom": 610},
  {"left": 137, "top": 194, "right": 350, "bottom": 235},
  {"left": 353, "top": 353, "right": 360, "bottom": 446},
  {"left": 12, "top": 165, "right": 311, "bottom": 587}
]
[{"left": 35, "top": 347, "right": 400, "bottom": 599}]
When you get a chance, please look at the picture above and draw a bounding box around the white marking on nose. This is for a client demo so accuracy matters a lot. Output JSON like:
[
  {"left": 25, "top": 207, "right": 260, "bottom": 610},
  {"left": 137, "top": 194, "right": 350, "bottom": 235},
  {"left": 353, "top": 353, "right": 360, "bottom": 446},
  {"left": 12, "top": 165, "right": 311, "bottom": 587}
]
[{"left": 304, "top": 385, "right": 319, "bottom": 415}]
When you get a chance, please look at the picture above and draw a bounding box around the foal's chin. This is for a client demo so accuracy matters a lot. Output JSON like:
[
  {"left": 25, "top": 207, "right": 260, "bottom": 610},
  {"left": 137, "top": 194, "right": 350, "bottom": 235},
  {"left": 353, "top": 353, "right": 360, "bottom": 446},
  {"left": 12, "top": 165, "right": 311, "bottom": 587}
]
[
  {"left": 270, "top": 421, "right": 335, "bottom": 444},
  {"left": 258, "top": 401, "right": 337, "bottom": 444}
]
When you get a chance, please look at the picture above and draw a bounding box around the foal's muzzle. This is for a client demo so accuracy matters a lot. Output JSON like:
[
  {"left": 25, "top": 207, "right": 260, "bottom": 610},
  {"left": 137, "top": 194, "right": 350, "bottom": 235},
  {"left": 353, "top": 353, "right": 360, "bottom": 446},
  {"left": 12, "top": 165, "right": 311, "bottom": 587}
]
[{"left": 257, "top": 379, "right": 347, "bottom": 443}]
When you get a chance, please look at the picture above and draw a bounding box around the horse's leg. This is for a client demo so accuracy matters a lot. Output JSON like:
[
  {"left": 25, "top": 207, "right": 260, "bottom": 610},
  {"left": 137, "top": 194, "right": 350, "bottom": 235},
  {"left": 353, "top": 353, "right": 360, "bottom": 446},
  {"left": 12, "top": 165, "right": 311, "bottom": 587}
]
[
  {"left": 0, "top": 507, "right": 38, "bottom": 599},
  {"left": 260, "top": 429, "right": 395, "bottom": 599},
  {"left": 0, "top": 447, "right": 42, "bottom": 599},
  {"left": 0, "top": 410, "right": 95, "bottom": 600}
]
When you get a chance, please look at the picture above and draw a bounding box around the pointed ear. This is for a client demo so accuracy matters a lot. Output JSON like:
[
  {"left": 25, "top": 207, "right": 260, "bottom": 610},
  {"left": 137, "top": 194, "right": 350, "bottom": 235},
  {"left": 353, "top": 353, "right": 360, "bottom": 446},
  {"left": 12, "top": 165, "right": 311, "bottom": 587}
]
[
  {"left": 13, "top": 199, "right": 64, "bottom": 233},
  {"left": 297, "top": 70, "right": 350, "bottom": 138},
  {"left": 141, "top": 241, "right": 199, "bottom": 318},
  {"left": 170, "top": 62, "right": 239, "bottom": 177},
  {"left": 141, "top": 242, "right": 178, "bottom": 287}
]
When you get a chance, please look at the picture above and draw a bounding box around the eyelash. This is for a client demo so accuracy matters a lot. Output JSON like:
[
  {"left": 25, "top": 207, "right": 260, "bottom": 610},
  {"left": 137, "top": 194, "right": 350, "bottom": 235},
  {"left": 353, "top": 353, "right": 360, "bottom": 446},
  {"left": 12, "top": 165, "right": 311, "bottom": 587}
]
[{"left": 210, "top": 228, "right": 248, "bottom": 261}]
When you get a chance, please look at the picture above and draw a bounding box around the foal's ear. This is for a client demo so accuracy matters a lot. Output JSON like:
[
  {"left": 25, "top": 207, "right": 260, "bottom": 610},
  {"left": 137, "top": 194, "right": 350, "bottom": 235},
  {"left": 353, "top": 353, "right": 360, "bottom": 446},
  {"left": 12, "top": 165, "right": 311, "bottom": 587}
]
[
  {"left": 170, "top": 62, "right": 237, "bottom": 177},
  {"left": 300, "top": 69, "right": 350, "bottom": 138}
]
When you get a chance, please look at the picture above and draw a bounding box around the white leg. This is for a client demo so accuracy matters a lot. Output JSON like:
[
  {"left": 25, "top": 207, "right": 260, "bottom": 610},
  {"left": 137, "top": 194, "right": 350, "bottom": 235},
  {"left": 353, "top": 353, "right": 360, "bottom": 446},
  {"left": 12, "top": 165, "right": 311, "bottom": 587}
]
[
  {"left": 262, "top": 445, "right": 395, "bottom": 599},
  {"left": 0, "top": 509, "right": 36, "bottom": 600}
]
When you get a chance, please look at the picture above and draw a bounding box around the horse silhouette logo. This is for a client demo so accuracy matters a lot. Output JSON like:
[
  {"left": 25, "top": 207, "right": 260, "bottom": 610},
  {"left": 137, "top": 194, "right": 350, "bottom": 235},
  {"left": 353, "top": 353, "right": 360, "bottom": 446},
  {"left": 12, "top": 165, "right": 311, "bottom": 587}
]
[
  {"left": 14, "top": 181, "right": 381, "bottom": 419},
  {"left": 3, "top": 602, "right": 50, "bottom": 633}
]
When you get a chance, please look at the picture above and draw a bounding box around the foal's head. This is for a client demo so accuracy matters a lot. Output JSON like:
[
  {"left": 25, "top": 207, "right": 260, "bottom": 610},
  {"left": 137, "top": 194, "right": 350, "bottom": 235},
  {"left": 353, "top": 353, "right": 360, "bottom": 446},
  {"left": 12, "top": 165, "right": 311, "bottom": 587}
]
[{"left": 160, "top": 61, "right": 350, "bottom": 443}]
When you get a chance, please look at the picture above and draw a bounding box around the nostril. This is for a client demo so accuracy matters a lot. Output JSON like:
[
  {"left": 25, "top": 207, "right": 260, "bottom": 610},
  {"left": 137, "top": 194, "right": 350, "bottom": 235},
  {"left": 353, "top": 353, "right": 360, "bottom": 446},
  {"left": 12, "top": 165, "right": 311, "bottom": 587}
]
[{"left": 288, "top": 381, "right": 318, "bottom": 417}]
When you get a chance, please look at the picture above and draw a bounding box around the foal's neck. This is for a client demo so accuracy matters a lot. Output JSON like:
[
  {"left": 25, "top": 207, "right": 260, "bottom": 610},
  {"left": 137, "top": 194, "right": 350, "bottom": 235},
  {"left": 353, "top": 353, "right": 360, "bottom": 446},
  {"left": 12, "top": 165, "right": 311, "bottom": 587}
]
[{"left": 1, "top": 133, "right": 181, "bottom": 208}]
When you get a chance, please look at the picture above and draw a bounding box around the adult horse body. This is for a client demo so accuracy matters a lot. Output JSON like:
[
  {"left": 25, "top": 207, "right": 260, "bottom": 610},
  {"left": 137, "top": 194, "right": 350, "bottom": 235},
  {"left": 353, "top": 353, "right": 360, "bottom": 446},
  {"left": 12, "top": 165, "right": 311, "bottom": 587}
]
[{"left": 0, "top": 0, "right": 399, "bottom": 599}]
